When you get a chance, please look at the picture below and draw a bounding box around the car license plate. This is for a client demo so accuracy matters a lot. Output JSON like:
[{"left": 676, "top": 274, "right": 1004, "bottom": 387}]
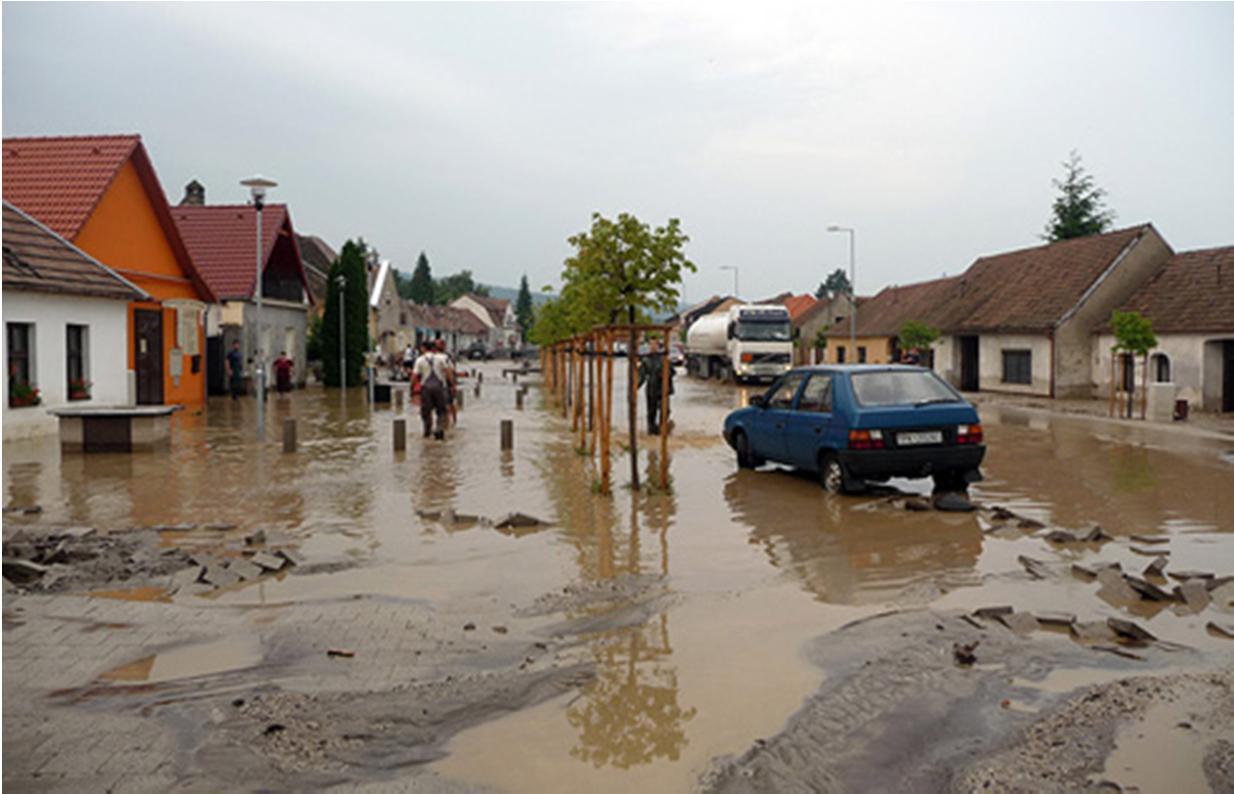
[{"left": 898, "top": 430, "right": 942, "bottom": 446}]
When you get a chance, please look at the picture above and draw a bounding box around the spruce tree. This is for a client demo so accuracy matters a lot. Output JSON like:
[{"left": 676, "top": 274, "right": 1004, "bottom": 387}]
[
  {"left": 515, "top": 274, "right": 534, "bottom": 342},
  {"left": 321, "top": 240, "right": 370, "bottom": 387},
  {"left": 409, "top": 251, "right": 434, "bottom": 304},
  {"left": 1044, "top": 151, "right": 1115, "bottom": 241}
]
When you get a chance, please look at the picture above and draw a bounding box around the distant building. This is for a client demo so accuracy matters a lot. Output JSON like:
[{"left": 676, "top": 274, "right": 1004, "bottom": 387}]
[
  {"left": 825, "top": 279, "right": 955, "bottom": 366},
  {"left": 296, "top": 233, "right": 337, "bottom": 316},
  {"left": 451, "top": 293, "right": 519, "bottom": 352},
  {"left": 368, "top": 258, "right": 404, "bottom": 358},
  {"left": 3, "top": 201, "right": 147, "bottom": 438},
  {"left": 407, "top": 302, "right": 488, "bottom": 354},
  {"left": 3, "top": 134, "right": 216, "bottom": 406}
]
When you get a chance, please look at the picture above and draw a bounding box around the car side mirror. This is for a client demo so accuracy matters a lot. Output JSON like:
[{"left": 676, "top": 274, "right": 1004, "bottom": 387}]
[{"left": 749, "top": 395, "right": 766, "bottom": 408}]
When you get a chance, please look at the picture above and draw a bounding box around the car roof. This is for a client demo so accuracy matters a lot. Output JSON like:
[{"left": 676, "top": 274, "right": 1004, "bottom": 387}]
[{"left": 790, "top": 364, "right": 930, "bottom": 374}]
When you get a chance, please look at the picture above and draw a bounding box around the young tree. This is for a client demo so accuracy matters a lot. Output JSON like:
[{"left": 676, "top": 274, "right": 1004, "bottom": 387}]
[
  {"left": 1110, "top": 310, "right": 1156, "bottom": 419},
  {"left": 815, "top": 268, "right": 852, "bottom": 300},
  {"left": 515, "top": 274, "right": 534, "bottom": 341},
  {"left": 561, "top": 212, "right": 695, "bottom": 490},
  {"left": 1044, "top": 151, "right": 1116, "bottom": 242},
  {"left": 408, "top": 251, "right": 434, "bottom": 305},
  {"left": 898, "top": 320, "right": 940, "bottom": 352},
  {"left": 321, "top": 240, "right": 370, "bottom": 388}
]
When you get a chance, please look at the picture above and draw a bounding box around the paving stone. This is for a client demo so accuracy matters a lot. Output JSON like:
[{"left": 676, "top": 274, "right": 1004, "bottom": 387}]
[
  {"left": 202, "top": 565, "right": 240, "bottom": 588},
  {"left": 1017, "top": 555, "right": 1050, "bottom": 580},
  {"left": 1107, "top": 617, "right": 1156, "bottom": 643},
  {"left": 973, "top": 606, "right": 1014, "bottom": 620},
  {"left": 1143, "top": 557, "right": 1168, "bottom": 578},
  {"left": 1124, "top": 574, "right": 1173, "bottom": 602},
  {"left": 1072, "top": 561, "right": 1121, "bottom": 580},
  {"left": 1034, "top": 611, "right": 1077, "bottom": 627},
  {"left": 1175, "top": 580, "right": 1211, "bottom": 611},
  {"left": 1070, "top": 621, "right": 1118, "bottom": 642},
  {"left": 997, "top": 612, "right": 1040, "bottom": 635},
  {"left": 1130, "top": 534, "right": 1170, "bottom": 545},
  {"left": 250, "top": 552, "right": 285, "bottom": 572},
  {"left": 227, "top": 559, "right": 263, "bottom": 581}
]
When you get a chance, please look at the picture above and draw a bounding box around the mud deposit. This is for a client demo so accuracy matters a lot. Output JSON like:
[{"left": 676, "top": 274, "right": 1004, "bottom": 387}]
[{"left": 4, "top": 366, "right": 1234, "bottom": 792}]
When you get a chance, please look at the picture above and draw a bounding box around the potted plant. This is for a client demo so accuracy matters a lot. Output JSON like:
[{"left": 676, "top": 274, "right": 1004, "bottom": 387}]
[
  {"left": 9, "top": 380, "right": 41, "bottom": 408},
  {"left": 68, "top": 377, "right": 92, "bottom": 401}
]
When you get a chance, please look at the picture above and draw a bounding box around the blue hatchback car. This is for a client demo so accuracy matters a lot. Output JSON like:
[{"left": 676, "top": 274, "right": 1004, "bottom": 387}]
[{"left": 723, "top": 365, "right": 986, "bottom": 494}]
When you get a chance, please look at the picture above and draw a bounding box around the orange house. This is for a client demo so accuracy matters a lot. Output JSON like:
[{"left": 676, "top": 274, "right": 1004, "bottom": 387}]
[{"left": 3, "top": 134, "right": 216, "bottom": 405}]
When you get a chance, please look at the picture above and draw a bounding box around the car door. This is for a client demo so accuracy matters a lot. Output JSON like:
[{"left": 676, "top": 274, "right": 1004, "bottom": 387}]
[
  {"left": 783, "top": 372, "right": 834, "bottom": 469},
  {"left": 750, "top": 372, "right": 805, "bottom": 462}
]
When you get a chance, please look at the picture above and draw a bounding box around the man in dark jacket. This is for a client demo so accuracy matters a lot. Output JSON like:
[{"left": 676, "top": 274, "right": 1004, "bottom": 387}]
[{"left": 638, "top": 338, "right": 674, "bottom": 435}]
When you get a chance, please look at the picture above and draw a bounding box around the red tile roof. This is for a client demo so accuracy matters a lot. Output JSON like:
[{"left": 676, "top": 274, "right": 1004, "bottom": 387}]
[
  {"left": 782, "top": 293, "right": 818, "bottom": 320},
  {"left": 172, "top": 204, "right": 306, "bottom": 300},
  {"left": 2, "top": 134, "right": 139, "bottom": 239},
  {"left": 2, "top": 133, "right": 216, "bottom": 302},
  {"left": 408, "top": 302, "right": 489, "bottom": 335},
  {"left": 944, "top": 226, "right": 1154, "bottom": 333},
  {"left": 3, "top": 201, "right": 147, "bottom": 301},
  {"left": 828, "top": 278, "right": 959, "bottom": 337},
  {"left": 1116, "top": 246, "right": 1234, "bottom": 333}
]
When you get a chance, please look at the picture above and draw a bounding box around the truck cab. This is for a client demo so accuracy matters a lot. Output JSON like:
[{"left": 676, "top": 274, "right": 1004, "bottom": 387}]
[{"left": 687, "top": 304, "right": 793, "bottom": 383}]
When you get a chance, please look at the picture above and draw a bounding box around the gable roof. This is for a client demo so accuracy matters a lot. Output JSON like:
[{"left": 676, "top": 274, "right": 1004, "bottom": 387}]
[
  {"left": 2, "top": 133, "right": 216, "bottom": 302},
  {"left": 943, "top": 225, "right": 1154, "bottom": 333},
  {"left": 296, "top": 233, "right": 336, "bottom": 273},
  {"left": 782, "top": 294, "right": 818, "bottom": 320},
  {"left": 171, "top": 204, "right": 308, "bottom": 301},
  {"left": 465, "top": 293, "right": 511, "bottom": 325},
  {"left": 1115, "top": 245, "right": 1234, "bottom": 334},
  {"left": 369, "top": 259, "right": 392, "bottom": 308},
  {"left": 408, "top": 302, "right": 489, "bottom": 335},
  {"left": 2, "top": 201, "right": 147, "bottom": 301},
  {"left": 828, "top": 279, "right": 956, "bottom": 337}
]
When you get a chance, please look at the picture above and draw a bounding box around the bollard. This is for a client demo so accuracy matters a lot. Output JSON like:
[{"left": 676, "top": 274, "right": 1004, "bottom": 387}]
[
  {"left": 478, "top": 372, "right": 483, "bottom": 384},
  {"left": 456, "top": 390, "right": 465, "bottom": 409},
  {"left": 282, "top": 418, "right": 297, "bottom": 453},
  {"left": 512, "top": 372, "right": 519, "bottom": 384},
  {"left": 394, "top": 389, "right": 403, "bottom": 411},
  {"left": 393, "top": 419, "right": 406, "bottom": 451},
  {"left": 516, "top": 390, "right": 524, "bottom": 410},
  {"left": 500, "top": 419, "right": 514, "bottom": 450},
  {"left": 474, "top": 383, "right": 480, "bottom": 398}
]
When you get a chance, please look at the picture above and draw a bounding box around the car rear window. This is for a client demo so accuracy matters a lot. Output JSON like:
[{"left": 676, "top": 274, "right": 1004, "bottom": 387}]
[{"left": 850, "top": 370, "right": 961, "bottom": 406}]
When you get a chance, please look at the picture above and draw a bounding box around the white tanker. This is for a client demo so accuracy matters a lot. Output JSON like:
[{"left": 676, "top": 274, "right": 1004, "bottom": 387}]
[{"left": 685, "top": 304, "right": 793, "bottom": 383}]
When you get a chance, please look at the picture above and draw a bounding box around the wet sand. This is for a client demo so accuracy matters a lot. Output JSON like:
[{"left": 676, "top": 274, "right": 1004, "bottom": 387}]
[{"left": 4, "top": 363, "right": 1233, "bottom": 791}]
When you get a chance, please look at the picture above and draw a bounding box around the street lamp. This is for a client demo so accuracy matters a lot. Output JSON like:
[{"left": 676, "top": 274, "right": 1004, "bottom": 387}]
[
  {"left": 240, "top": 174, "right": 278, "bottom": 438},
  {"left": 335, "top": 274, "right": 347, "bottom": 392},
  {"left": 827, "top": 225, "right": 856, "bottom": 360},
  {"left": 720, "top": 265, "right": 739, "bottom": 298}
]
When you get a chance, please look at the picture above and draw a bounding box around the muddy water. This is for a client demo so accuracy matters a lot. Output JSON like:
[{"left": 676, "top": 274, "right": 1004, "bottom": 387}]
[{"left": 5, "top": 365, "right": 1234, "bottom": 791}]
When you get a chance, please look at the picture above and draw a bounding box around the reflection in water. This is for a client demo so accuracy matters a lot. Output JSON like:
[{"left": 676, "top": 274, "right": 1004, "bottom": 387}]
[
  {"left": 723, "top": 470, "right": 983, "bottom": 605},
  {"left": 1110, "top": 446, "right": 1157, "bottom": 494},
  {"left": 567, "top": 618, "right": 696, "bottom": 769}
]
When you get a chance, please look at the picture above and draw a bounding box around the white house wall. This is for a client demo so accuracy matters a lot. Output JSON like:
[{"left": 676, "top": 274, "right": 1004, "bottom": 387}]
[
  {"left": 1093, "top": 332, "right": 1232, "bottom": 411},
  {"left": 937, "top": 333, "right": 1052, "bottom": 396},
  {"left": 3, "top": 290, "right": 131, "bottom": 439}
]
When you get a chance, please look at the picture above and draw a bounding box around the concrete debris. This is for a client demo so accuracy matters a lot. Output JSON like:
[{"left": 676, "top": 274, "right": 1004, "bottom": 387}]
[
  {"left": 202, "top": 564, "right": 242, "bottom": 588},
  {"left": 1130, "top": 534, "right": 1170, "bottom": 545},
  {"left": 1123, "top": 574, "right": 1174, "bottom": 602},
  {"left": 933, "top": 492, "right": 975, "bottom": 512},
  {"left": 54, "top": 527, "right": 97, "bottom": 540},
  {"left": 953, "top": 641, "right": 979, "bottom": 666},
  {"left": 1174, "top": 580, "right": 1211, "bottom": 611},
  {"left": 275, "top": 549, "right": 305, "bottom": 566},
  {"left": 973, "top": 606, "right": 1014, "bottom": 620},
  {"left": 2, "top": 505, "right": 42, "bottom": 515},
  {"left": 959, "top": 615, "right": 986, "bottom": 630},
  {"left": 1207, "top": 622, "right": 1234, "bottom": 639},
  {"left": 990, "top": 506, "right": 1016, "bottom": 521},
  {"left": 228, "top": 559, "right": 263, "bottom": 582},
  {"left": 495, "top": 513, "right": 548, "bottom": 529},
  {"left": 1207, "top": 576, "right": 1234, "bottom": 593},
  {"left": 251, "top": 552, "right": 286, "bottom": 572},
  {"left": 1044, "top": 530, "right": 1078, "bottom": 544},
  {"left": 1079, "top": 525, "right": 1109, "bottom": 543},
  {"left": 1017, "top": 555, "right": 1051, "bottom": 580},
  {"left": 903, "top": 497, "right": 932, "bottom": 512},
  {"left": 1166, "top": 570, "right": 1213, "bottom": 583},
  {"left": 1034, "top": 611, "right": 1077, "bottom": 627},
  {"left": 1107, "top": 617, "right": 1156, "bottom": 643},
  {"left": 245, "top": 529, "right": 268, "bottom": 546},
  {"left": 1070, "top": 621, "right": 1118, "bottom": 643},
  {"left": 1017, "top": 517, "right": 1046, "bottom": 530},
  {"left": 997, "top": 612, "right": 1040, "bottom": 635},
  {"left": 3, "top": 557, "right": 48, "bottom": 584},
  {"left": 1143, "top": 558, "right": 1168, "bottom": 578},
  {"left": 1072, "top": 561, "right": 1121, "bottom": 581},
  {"left": 326, "top": 648, "right": 355, "bottom": 658},
  {"left": 1092, "top": 645, "right": 1146, "bottom": 661},
  {"left": 1129, "top": 546, "right": 1170, "bottom": 558}
]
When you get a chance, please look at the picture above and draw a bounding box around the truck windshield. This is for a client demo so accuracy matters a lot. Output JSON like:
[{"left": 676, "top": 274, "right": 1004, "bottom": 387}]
[
  {"left": 851, "top": 370, "right": 961, "bottom": 406},
  {"left": 736, "top": 320, "right": 790, "bottom": 342}
]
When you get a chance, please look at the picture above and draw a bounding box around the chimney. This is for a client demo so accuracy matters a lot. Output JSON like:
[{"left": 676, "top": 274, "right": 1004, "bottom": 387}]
[{"left": 181, "top": 179, "right": 205, "bottom": 206}]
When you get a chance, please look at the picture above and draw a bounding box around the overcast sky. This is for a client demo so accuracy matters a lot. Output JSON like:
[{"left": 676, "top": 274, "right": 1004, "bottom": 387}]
[{"left": 4, "top": 2, "right": 1232, "bottom": 301}]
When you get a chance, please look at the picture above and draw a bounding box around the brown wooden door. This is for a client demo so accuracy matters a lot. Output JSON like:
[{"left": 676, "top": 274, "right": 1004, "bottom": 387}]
[
  {"left": 959, "top": 336, "right": 979, "bottom": 391},
  {"left": 134, "top": 309, "right": 164, "bottom": 405},
  {"left": 1223, "top": 341, "right": 1234, "bottom": 413}
]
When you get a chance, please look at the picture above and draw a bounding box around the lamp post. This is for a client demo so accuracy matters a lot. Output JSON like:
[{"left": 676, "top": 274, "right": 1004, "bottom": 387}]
[
  {"left": 720, "top": 265, "right": 739, "bottom": 298},
  {"left": 335, "top": 274, "right": 347, "bottom": 391},
  {"left": 240, "top": 175, "right": 278, "bottom": 438},
  {"left": 827, "top": 225, "right": 856, "bottom": 359}
]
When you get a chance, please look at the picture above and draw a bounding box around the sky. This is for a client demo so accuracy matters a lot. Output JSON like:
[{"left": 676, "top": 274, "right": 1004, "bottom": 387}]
[{"left": 4, "top": 2, "right": 1232, "bottom": 302}]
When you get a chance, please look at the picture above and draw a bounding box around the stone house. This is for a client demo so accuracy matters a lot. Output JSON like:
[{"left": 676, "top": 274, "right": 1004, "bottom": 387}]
[
  {"left": 3, "top": 134, "right": 217, "bottom": 406},
  {"left": 407, "top": 303, "right": 488, "bottom": 354},
  {"left": 3, "top": 201, "right": 148, "bottom": 439},
  {"left": 932, "top": 225, "right": 1173, "bottom": 397},
  {"left": 451, "top": 293, "right": 520, "bottom": 352},
  {"left": 1093, "top": 245, "right": 1234, "bottom": 412},
  {"left": 173, "top": 191, "right": 313, "bottom": 393},
  {"left": 793, "top": 294, "right": 856, "bottom": 365},
  {"left": 367, "top": 259, "right": 404, "bottom": 359},
  {"left": 825, "top": 280, "right": 955, "bottom": 366},
  {"left": 296, "top": 233, "right": 336, "bottom": 318}
]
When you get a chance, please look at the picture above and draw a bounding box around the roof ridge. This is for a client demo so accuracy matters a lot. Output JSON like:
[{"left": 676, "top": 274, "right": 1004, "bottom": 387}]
[
  {"left": 173, "top": 203, "right": 291, "bottom": 211},
  {"left": 1171, "top": 244, "right": 1234, "bottom": 258},
  {"left": 971, "top": 224, "right": 1152, "bottom": 264},
  {"left": 3, "top": 133, "right": 141, "bottom": 144}
]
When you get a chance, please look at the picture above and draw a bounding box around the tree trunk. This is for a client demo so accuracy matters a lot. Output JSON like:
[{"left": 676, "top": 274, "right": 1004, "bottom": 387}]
[{"left": 628, "top": 310, "right": 639, "bottom": 491}]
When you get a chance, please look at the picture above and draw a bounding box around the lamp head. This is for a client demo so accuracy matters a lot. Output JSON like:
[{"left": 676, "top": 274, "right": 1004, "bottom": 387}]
[{"left": 240, "top": 175, "right": 278, "bottom": 204}]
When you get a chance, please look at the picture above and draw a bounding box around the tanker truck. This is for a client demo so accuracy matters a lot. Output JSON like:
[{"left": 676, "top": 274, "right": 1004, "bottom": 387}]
[{"left": 685, "top": 304, "right": 793, "bottom": 383}]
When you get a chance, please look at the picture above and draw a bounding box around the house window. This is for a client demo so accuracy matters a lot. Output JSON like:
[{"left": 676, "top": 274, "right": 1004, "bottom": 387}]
[
  {"left": 1002, "top": 349, "right": 1032, "bottom": 385},
  {"left": 7, "top": 322, "right": 36, "bottom": 407},
  {"left": 857, "top": 346, "right": 867, "bottom": 363},
  {"left": 836, "top": 346, "right": 847, "bottom": 363},
  {"left": 1152, "top": 353, "right": 1171, "bottom": 383},
  {"left": 176, "top": 306, "right": 200, "bottom": 356},
  {"left": 66, "top": 324, "right": 89, "bottom": 400}
]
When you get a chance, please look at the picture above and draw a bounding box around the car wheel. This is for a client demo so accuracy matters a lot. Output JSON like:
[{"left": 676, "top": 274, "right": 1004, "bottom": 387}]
[
  {"left": 820, "top": 453, "right": 846, "bottom": 494},
  {"left": 735, "top": 431, "right": 758, "bottom": 469}
]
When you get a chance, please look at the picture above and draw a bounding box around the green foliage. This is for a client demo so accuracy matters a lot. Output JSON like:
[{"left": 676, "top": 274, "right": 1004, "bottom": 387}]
[
  {"left": 812, "top": 327, "right": 829, "bottom": 350},
  {"left": 306, "top": 313, "right": 324, "bottom": 361},
  {"left": 433, "top": 270, "right": 489, "bottom": 305},
  {"left": 1111, "top": 310, "right": 1156, "bottom": 356},
  {"left": 816, "top": 268, "right": 852, "bottom": 300},
  {"left": 321, "top": 240, "right": 370, "bottom": 387},
  {"left": 515, "top": 274, "right": 534, "bottom": 341},
  {"left": 408, "top": 251, "right": 434, "bottom": 304},
  {"left": 898, "top": 320, "right": 941, "bottom": 351},
  {"left": 1044, "top": 151, "right": 1115, "bottom": 241}
]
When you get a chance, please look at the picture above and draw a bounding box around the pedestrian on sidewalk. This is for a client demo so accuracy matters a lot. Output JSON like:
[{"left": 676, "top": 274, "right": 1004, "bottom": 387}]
[
  {"left": 638, "top": 337, "right": 674, "bottom": 435},
  {"left": 415, "top": 339, "right": 453, "bottom": 439},
  {"left": 273, "top": 351, "right": 294, "bottom": 393},
  {"left": 227, "top": 340, "right": 245, "bottom": 400}
]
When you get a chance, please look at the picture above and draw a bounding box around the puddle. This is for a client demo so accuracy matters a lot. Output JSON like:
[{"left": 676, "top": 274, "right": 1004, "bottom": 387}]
[
  {"left": 1097, "top": 694, "right": 1214, "bottom": 793},
  {"left": 99, "top": 635, "right": 263, "bottom": 684}
]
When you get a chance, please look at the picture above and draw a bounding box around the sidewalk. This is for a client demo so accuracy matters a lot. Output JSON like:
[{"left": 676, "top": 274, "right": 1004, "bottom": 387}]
[{"left": 967, "top": 391, "right": 1234, "bottom": 443}]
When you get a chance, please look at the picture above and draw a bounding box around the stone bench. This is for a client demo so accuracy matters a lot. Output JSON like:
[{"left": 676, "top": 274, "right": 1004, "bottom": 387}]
[{"left": 47, "top": 405, "right": 181, "bottom": 452}]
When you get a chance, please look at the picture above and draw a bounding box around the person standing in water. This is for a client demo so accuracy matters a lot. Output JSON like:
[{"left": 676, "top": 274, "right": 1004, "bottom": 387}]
[
  {"left": 638, "top": 337, "right": 674, "bottom": 435},
  {"left": 227, "top": 340, "right": 245, "bottom": 400},
  {"left": 414, "top": 339, "right": 453, "bottom": 439}
]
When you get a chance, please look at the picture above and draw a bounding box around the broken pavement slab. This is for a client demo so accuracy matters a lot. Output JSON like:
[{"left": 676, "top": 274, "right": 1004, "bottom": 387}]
[
  {"left": 1130, "top": 534, "right": 1170, "bottom": 545},
  {"left": 1206, "top": 622, "right": 1234, "bottom": 640},
  {"left": 250, "top": 552, "right": 286, "bottom": 572},
  {"left": 1130, "top": 546, "right": 1170, "bottom": 558},
  {"left": 202, "top": 564, "right": 242, "bottom": 588},
  {"left": 1017, "top": 555, "right": 1051, "bottom": 580},
  {"left": 1124, "top": 574, "right": 1174, "bottom": 602},
  {"left": 1166, "top": 570, "right": 1214, "bottom": 583},
  {"left": 1107, "top": 617, "right": 1156, "bottom": 643},
  {"left": 2, "top": 557, "right": 48, "bottom": 584},
  {"left": 1174, "top": 580, "right": 1211, "bottom": 611},
  {"left": 228, "top": 559, "right": 263, "bottom": 582},
  {"left": 973, "top": 605, "right": 1014, "bottom": 620},
  {"left": 1143, "top": 558, "right": 1168, "bottom": 578},
  {"left": 494, "top": 512, "right": 550, "bottom": 529},
  {"left": 1070, "top": 621, "right": 1118, "bottom": 643},
  {"left": 1072, "top": 561, "right": 1122, "bottom": 581},
  {"left": 997, "top": 612, "right": 1040, "bottom": 635},
  {"left": 275, "top": 549, "right": 305, "bottom": 566},
  {"left": 1034, "top": 611, "right": 1077, "bottom": 627}
]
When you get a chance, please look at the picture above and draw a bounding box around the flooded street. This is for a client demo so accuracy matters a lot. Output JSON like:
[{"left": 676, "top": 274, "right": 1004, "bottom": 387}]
[{"left": 4, "top": 362, "right": 1234, "bottom": 792}]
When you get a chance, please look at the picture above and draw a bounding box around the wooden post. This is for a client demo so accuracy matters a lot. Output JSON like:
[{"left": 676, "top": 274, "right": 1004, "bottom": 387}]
[
  {"left": 588, "top": 334, "right": 597, "bottom": 452},
  {"left": 628, "top": 326, "right": 640, "bottom": 491},
  {"left": 516, "top": 389, "right": 524, "bottom": 410},
  {"left": 660, "top": 331, "right": 671, "bottom": 489},
  {"left": 456, "top": 389, "right": 465, "bottom": 410},
  {"left": 500, "top": 419, "right": 514, "bottom": 450},
  {"left": 571, "top": 340, "right": 580, "bottom": 433},
  {"left": 282, "top": 418, "right": 297, "bottom": 453},
  {"left": 1109, "top": 352, "right": 1116, "bottom": 418},
  {"left": 395, "top": 389, "right": 404, "bottom": 411},
  {"left": 393, "top": 418, "right": 406, "bottom": 451},
  {"left": 601, "top": 330, "right": 613, "bottom": 493},
  {"left": 1141, "top": 353, "right": 1148, "bottom": 421}
]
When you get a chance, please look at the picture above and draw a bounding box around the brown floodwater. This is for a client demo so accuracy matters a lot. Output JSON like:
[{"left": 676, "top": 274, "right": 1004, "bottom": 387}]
[{"left": 4, "top": 363, "right": 1234, "bottom": 791}]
